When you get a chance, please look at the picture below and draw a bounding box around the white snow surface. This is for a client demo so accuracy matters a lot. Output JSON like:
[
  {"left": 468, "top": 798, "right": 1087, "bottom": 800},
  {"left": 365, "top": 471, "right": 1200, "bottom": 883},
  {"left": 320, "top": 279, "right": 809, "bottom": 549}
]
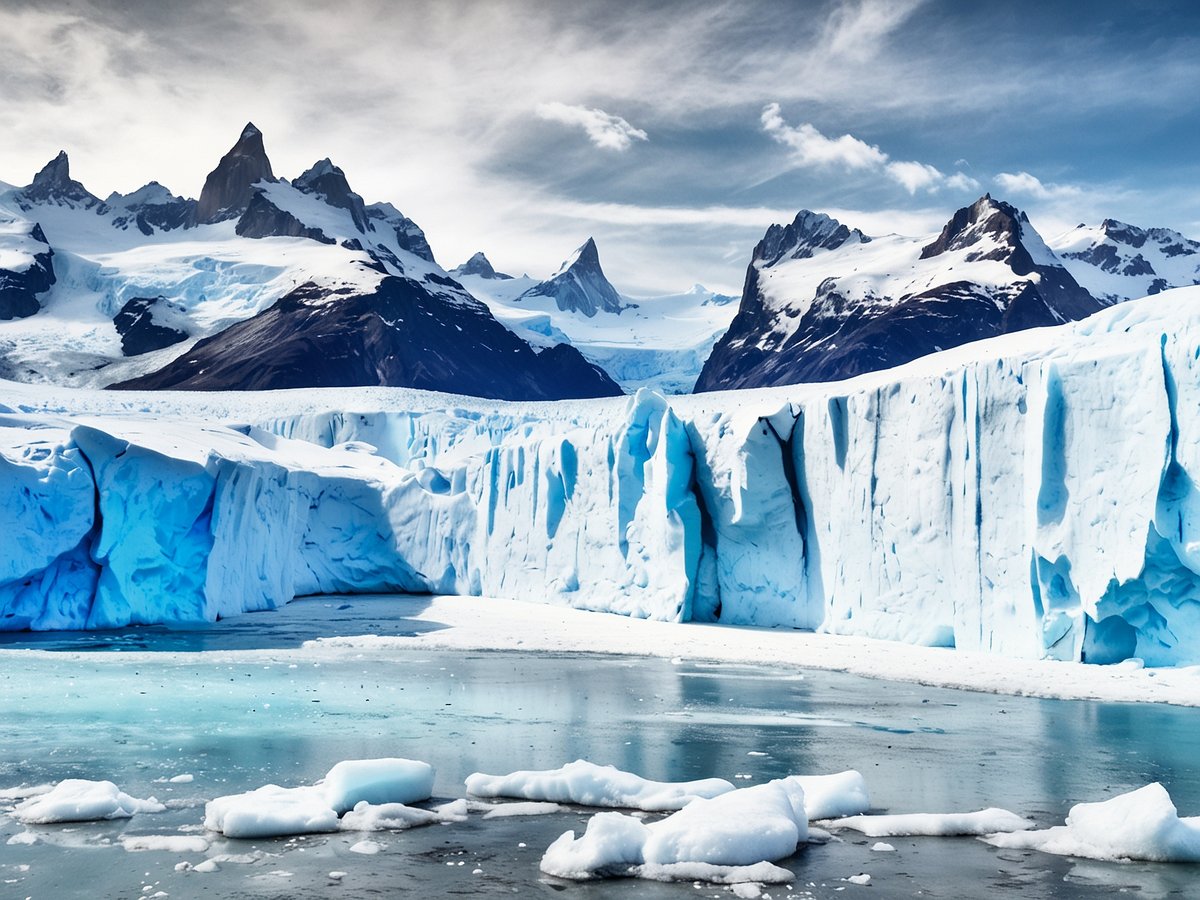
[
  {"left": 539, "top": 777, "right": 809, "bottom": 880},
  {"left": 8, "top": 287, "right": 1200, "bottom": 672},
  {"left": 204, "top": 785, "right": 340, "bottom": 839},
  {"left": 205, "top": 757, "right": 434, "bottom": 838},
  {"left": 465, "top": 760, "right": 734, "bottom": 811},
  {"left": 0, "top": 175, "right": 469, "bottom": 387},
  {"left": 984, "top": 783, "right": 1200, "bottom": 862},
  {"left": 830, "top": 808, "right": 1032, "bottom": 836},
  {"left": 1051, "top": 221, "right": 1200, "bottom": 304},
  {"left": 322, "top": 758, "right": 434, "bottom": 813},
  {"left": 11, "top": 779, "right": 164, "bottom": 824}
]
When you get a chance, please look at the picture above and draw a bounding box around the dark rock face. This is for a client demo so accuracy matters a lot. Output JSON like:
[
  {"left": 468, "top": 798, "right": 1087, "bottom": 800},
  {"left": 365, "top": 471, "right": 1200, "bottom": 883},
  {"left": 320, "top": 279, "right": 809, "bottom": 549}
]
[
  {"left": 696, "top": 197, "right": 1104, "bottom": 391},
  {"left": 111, "top": 276, "right": 623, "bottom": 399},
  {"left": 293, "top": 159, "right": 369, "bottom": 232},
  {"left": 12, "top": 152, "right": 105, "bottom": 212},
  {"left": 113, "top": 296, "right": 189, "bottom": 356},
  {"left": 756, "top": 210, "right": 869, "bottom": 265},
  {"left": 364, "top": 202, "right": 436, "bottom": 263},
  {"left": 236, "top": 189, "right": 334, "bottom": 244},
  {"left": 195, "top": 123, "right": 275, "bottom": 224},
  {"left": 518, "top": 238, "right": 624, "bottom": 316},
  {"left": 0, "top": 223, "right": 56, "bottom": 320},
  {"left": 1058, "top": 218, "right": 1200, "bottom": 303},
  {"left": 451, "top": 251, "right": 512, "bottom": 280},
  {"left": 108, "top": 183, "right": 196, "bottom": 235}
]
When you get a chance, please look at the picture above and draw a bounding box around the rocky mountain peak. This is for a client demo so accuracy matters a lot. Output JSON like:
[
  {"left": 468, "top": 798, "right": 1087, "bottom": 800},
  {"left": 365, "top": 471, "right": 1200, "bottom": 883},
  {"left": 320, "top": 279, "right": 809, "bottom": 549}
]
[
  {"left": 754, "top": 210, "right": 869, "bottom": 267},
  {"left": 15, "top": 150, "right": 103, "bottom": 210},
  {"left": 196, "top": 122, "right": 276, "bottom": 224},
  {"left": 452, "top": 251, "right": 512, "bottom": 280},
  {"left": 293, "top": 158, "right": 368, "bottom": 232},
  {"left": 519, "top": 238, "right": 624, "bottom": 317},
  {"left": 920, "top": 194, "right": 1026, "bottom": 261}
]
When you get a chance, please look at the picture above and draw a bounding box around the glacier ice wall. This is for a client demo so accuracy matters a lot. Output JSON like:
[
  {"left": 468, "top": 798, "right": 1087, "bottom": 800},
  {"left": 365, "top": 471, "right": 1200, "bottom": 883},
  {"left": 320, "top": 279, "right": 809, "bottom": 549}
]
[{"left": 5, "top": 288, "right": 1200, "bottom": 665}]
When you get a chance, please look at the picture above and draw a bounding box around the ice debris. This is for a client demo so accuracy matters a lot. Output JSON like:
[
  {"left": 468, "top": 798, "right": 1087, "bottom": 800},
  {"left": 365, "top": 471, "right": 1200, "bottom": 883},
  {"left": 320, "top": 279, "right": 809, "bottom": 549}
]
[{"left": 466, "top": 760, "right": 735, "bottom": 811}]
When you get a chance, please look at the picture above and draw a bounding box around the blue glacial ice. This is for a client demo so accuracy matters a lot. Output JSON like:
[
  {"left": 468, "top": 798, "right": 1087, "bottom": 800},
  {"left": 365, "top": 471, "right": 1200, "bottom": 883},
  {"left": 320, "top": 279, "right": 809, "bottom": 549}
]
[{"left": 5, "top": 287, "right": 1200, "bottom": 666}]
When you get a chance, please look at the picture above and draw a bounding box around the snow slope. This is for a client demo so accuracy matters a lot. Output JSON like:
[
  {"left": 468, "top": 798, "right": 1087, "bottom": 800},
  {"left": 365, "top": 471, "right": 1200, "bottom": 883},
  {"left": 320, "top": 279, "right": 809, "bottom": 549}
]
[
  {"left": 1051, "top": 219, "right": 1200, "bottom": 304},
  {"left": 696, "top": 197, "right": 1102, "bottom": 390},
  {"left": 6, "top": 286, "right": 1200, "bottom": 667},
  {"left": 0, "top": 131, "right": 615, "bottom": 400},
  {"left": 457, "top": 246, "right": 738, "bottom": 395}
]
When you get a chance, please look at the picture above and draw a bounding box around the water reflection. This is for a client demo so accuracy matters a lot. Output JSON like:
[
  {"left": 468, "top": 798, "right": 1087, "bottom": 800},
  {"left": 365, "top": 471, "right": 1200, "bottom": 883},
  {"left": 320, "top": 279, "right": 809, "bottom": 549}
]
[{"left": 1, "top": 599, "right": 1199, "bottom": 898}]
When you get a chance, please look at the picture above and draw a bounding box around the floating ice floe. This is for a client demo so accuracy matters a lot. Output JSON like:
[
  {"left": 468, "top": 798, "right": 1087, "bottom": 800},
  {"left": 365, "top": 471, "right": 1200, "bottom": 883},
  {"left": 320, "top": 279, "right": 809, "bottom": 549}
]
[
  {"left": 540, "top": 776, "right": 809, "bottom": 881},
  {"left": 793, "top": 771, "right": 870, "bottom": 820},
  {"left": 477, "top": 801, "right": 564, "bottom": 819},
  {"left": 340, "top": 798, "right": 467, "bottom": 831},
  {"left": 11, "top": 779, "right": 164, "bottom": 824},
  {"left": 465, "top": 759, "right": 735, "bottom": 811},
  {"left": 120, "top": 835, "right": 210, "bottom": 853},
  {"left": 206, "top": 757, "right": 437, "bottom": 838},
  {"left": 322, "top": 758, "right": 434, "bottom": 814},
  {"left": 830, "top": 808, "right": 1031, "bottom": 836},
  {"left": 984, "top": 783, "right": 1200, "bottom": 862}
]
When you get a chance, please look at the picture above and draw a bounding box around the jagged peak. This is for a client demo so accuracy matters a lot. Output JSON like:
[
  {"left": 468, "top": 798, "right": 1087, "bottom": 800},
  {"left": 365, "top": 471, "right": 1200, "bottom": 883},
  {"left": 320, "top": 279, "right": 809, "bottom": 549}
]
[
  {"left": 755, "top": 209, "right": 869, "bottom": 266},
  {"left": 521, "top": 238, "right": 623, "bottom": 316},
  {"left": 15, "top": 149, "right": 103, "bottom": 210},
  {"left": 298, "top": 158, "right": 342, "bottom": 181},
  {"left": 106, "top": 181, "right": 180, "bottom": 207},
  {"left": 452, "top": 251, "right": 512, "bottom": 280},
  {"left": 196, "top": 121, "right": 276, "bottom": 224},
  {"left": 920, "top": 194, "right": 1061, "bottom": 273},
  {"left": 31, "top": 150, "right": 72, "bottom": 186},
  {"left": 555, "top": 237, "right": 601, "bottom": 276}
]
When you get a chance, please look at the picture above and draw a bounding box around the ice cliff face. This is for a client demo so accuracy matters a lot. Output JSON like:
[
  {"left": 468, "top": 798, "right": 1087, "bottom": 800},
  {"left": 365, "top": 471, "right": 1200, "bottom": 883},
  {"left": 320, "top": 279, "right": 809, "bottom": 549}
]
[{"left": 6, "top": 287, "right": 1200, "bottom": 666}]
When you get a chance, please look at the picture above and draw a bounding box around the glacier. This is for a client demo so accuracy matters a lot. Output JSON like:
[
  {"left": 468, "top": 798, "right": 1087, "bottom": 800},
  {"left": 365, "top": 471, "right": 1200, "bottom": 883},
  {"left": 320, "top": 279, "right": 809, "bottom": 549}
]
[{"left": 4, "top": 287, "right": 1200, "bottom": 666}]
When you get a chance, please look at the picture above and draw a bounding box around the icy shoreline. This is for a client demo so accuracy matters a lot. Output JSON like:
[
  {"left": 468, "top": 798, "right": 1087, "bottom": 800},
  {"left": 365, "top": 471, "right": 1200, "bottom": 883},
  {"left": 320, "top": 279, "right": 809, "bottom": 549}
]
[
  {"left": 2, "top": 595, "right": 1198, "bottom": 706},
  {"left": 6, "top": 287, "right": 1200, "bottom": 668}
]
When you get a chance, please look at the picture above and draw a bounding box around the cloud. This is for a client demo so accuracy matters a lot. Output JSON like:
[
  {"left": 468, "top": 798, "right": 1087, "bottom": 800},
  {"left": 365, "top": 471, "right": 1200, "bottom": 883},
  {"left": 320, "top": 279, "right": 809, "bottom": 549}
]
[
  {"left": 994, "top": 171, "right": 1082, "bottom": 200},
  {"left": 760, "top": 103, "right": 886, "bottom": 170},
  {"left": 535, "top": 102, "right": 648, "bottom": 151},
  {"left": 945, "top": 171, "right": 982, "bottom": 192},
  {"left": 886, "top": 160, "right": 944, "bottom": 194},
  {"left": 761, "top": 103, "right": 977, "bottom": 195}
]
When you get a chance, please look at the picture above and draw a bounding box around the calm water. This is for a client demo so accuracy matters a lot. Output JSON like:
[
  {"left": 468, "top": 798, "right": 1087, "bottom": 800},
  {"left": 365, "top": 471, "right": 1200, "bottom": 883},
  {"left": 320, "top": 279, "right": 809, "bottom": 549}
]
[{"left": 0, "top": 597, "right": 1198, "bottom": 898}]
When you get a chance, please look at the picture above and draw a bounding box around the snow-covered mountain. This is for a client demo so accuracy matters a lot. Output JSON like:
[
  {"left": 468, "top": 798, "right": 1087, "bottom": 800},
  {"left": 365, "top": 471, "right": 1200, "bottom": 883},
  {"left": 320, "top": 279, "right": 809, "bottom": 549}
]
[
  {"left": 695, "top": 195, "right": 1104, "bottom": 390},
  {"left": 455, "top": 242, "right": 738, "bottom": 394},
  {"left": 0, "top": 125, "right": 620, "bottom": 400},
  {"left": 1051, "top": 219, "right": 1200, "bottom": 303},
  {"left": 516, "top": 237, "right": 625, "bottom": 316}
]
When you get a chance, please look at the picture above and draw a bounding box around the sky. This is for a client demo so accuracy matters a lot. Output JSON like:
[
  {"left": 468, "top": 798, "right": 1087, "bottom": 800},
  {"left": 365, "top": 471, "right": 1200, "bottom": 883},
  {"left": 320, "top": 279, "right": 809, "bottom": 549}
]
[{"left": 1, "top": 0, "right": 1199, "bottom": 296}]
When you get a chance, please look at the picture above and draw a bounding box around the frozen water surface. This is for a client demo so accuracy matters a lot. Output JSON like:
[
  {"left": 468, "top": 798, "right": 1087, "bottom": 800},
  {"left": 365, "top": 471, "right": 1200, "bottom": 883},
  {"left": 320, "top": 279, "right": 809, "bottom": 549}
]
[{"left": 1, "top": 597, "right": 1199, "bottom": 898}]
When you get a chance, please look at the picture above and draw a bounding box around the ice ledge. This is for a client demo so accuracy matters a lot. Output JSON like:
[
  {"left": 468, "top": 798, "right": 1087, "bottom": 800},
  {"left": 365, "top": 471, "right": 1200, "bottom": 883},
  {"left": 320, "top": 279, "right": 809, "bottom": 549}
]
[{"left": 6, "top": 289, "right": 1200, "bottom": 667}]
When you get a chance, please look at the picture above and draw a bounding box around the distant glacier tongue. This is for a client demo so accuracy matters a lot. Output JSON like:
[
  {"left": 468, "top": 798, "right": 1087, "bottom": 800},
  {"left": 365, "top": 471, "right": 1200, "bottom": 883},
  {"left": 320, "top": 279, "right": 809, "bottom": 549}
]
[{"left": 6, "top": 287, "right": 1200, "bottom": 666}]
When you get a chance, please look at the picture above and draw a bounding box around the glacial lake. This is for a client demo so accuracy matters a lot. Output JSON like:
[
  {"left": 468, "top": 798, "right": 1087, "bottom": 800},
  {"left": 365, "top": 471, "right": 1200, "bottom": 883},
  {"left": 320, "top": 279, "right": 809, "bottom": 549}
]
[{"left": 1, "top": 596, "right": 1198, "bottom": 899}]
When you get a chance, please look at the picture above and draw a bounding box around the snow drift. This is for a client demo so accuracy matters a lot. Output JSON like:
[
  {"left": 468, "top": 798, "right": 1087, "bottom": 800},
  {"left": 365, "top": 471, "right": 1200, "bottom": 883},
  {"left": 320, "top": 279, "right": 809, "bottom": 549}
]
[{"left": 5, "top": 287, "right": 1200, "bottom": 666}]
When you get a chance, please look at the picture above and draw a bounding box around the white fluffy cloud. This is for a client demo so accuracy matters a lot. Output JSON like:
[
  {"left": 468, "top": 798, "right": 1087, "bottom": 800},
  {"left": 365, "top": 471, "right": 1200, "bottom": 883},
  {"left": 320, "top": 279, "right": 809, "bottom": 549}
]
[
  {"left": 761, "top": 103, "right": 978, "bottom": 195},
  {"left": 760, "top": 103, "right": 886, "bottom": 170},
  {"left": 994, "top": 171, "right": 1081, "bottom": 200},
  {"left": 535, "top": 102, "right": 648, "bottom": 151}
]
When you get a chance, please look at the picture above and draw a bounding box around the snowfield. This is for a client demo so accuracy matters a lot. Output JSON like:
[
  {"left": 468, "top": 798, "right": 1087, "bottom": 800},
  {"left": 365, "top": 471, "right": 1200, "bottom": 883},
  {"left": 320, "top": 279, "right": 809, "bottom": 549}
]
[{"left": 5, "top": 286, "right": 1200, "bottom": 670}]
